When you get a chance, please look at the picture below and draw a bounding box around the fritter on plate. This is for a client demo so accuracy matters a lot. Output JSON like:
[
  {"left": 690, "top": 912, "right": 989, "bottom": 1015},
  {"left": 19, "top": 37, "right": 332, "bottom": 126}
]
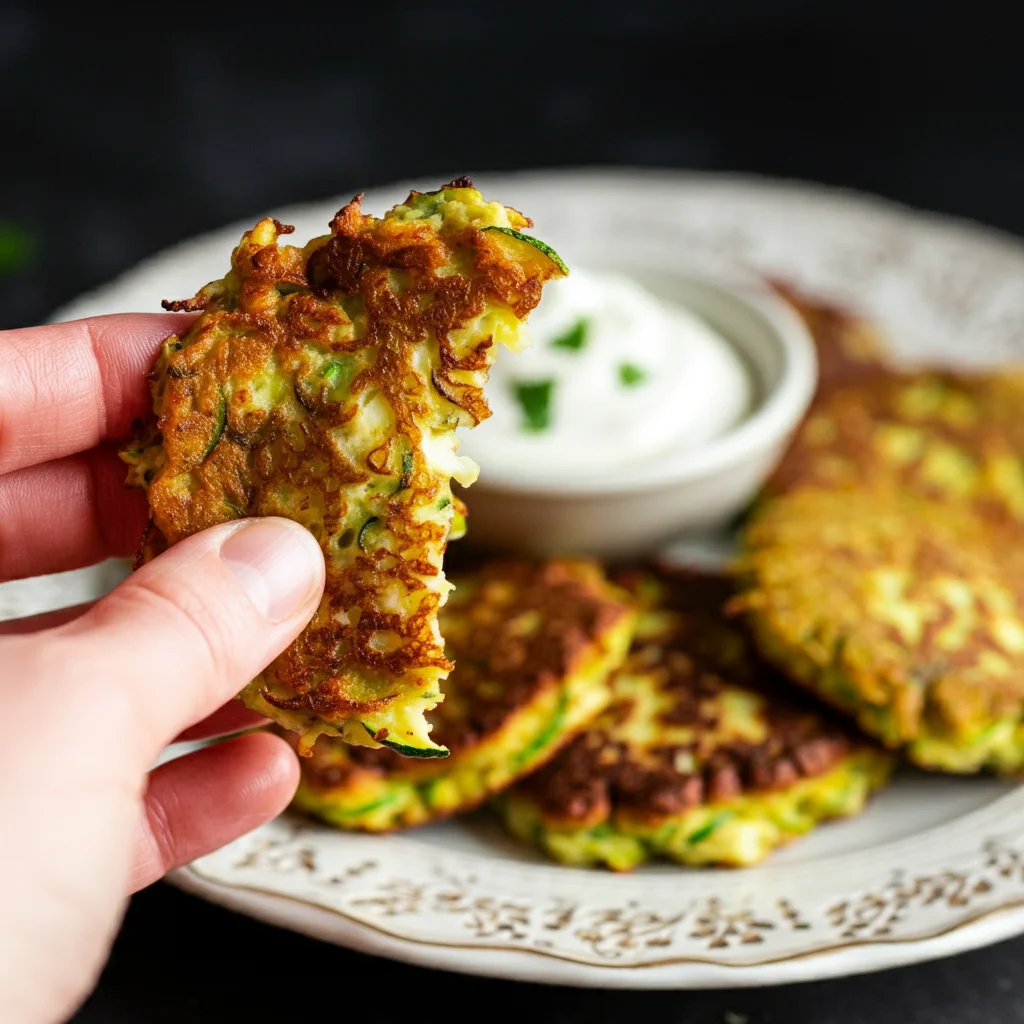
[
  {"left": 735, "top": 487, "right": 1024, "bottom": 772},
  {"left": 766, "top": 370, "right": 1024, "bottom": 523},
  {"left": 497, "top": 570, "right": 891, "bottom": 870},
  {"left": 122, "top": 179, "right": 566, "bottom": 755},
  {"left": 285, "top": 559, "right": 636, "bottom": 830}
]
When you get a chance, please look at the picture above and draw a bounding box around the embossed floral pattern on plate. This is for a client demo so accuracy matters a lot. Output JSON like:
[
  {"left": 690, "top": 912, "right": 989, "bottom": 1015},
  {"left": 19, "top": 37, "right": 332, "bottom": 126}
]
[{"left": 178, "top": 805, "right": 1024, "bottom": 971}]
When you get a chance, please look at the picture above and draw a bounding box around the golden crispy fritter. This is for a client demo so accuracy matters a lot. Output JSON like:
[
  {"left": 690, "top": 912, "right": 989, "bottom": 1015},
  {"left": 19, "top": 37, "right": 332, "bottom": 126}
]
[
  {"left": 768, "top": 284, "right": 1024, "bottom": 519},
  {"left": 122, "top": 180, "right": 567, "bottom": 755},
  {"left": 735, "top": 487, "right": 1024, "bottom": 772},
  {"left": 285, "top": 559, "right": 636, "bottom": 830},
  {"left": 766, "top": 370, "right": 1024, "bottom": 523},
  {"left": 498, "top": 570, "right": 891, "bottom": 870},
  {"left": 742, "top": 288, "right": 1024, "bottom": 772}
]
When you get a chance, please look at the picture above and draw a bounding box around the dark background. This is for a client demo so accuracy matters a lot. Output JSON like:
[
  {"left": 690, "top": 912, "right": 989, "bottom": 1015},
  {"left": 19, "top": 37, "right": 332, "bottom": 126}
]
[
  {"left": 4, "top": 1, "right": 1024, "bottom": 1020},
  {"left": 4, "top": 0, "right": 1024, "bottom": 329}
]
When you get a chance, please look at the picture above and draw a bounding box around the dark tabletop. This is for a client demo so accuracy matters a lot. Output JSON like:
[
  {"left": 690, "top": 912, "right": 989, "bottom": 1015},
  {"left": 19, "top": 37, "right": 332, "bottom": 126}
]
[{"left": 4, "top": 2, "right": 1024, "bottom": 1021}]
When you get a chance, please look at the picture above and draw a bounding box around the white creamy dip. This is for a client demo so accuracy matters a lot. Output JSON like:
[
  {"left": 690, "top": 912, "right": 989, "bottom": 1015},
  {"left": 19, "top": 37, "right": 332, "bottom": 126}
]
[{"left": 460, "top": 269, "right": 754, "bottom": 483}]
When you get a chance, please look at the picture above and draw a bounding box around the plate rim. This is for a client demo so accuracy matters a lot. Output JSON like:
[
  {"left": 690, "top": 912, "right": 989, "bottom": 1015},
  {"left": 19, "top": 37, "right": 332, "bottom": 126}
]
[{"left": 167, "top": 862, "right": 1024, "bottom": 989}]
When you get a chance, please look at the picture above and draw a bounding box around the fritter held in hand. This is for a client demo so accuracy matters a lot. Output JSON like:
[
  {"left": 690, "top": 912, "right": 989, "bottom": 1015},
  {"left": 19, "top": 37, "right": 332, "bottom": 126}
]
[
  {"left": 736, "top": 487, "right": 1024, "bottom": 772},
  {"left": 122, "top": 179, "right": 567, "bottom": 755},
  {"left": 285, "top": 560, "right": 636, "bottom": 830},
  {"left": 497, "top": 570, "right": 891, "bottom": 870}
]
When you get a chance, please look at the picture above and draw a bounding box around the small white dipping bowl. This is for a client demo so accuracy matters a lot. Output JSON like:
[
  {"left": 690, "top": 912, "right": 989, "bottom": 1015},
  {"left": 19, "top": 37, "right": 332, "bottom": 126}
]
[{"left": 456, "top": 271, "right": 818, "bottom": 559}]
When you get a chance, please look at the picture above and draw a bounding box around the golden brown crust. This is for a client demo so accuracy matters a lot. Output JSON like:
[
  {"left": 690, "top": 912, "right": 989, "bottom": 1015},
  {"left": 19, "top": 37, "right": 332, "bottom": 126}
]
[
  {"left": 294, "top": 559, "right": 632, "bottom": 787},
  {"left": 517, "top": 568, "right": 861, "bottom": 828},
  {"left": 736, "top": 487, "right": 1024, "bottom": 748},
  {"left": 764, "top": 370, "right": 1024, "bottom": 526}
]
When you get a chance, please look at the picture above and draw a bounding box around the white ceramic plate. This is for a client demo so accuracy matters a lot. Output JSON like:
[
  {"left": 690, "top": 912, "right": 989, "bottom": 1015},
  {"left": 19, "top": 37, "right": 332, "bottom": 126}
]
[{"left": 18, "top": 168, "right": 1024, "bottom": 988}]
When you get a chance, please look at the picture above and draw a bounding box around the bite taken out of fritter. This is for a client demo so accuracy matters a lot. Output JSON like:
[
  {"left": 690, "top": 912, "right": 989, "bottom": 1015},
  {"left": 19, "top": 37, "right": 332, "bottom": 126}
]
[
  {"left": 122, "top": 179, "right": 567, "bottom": 756},
  {"left": 283, "top": 559, "right": 636, "bottom": 830},
  {"left": 497, "top": 570, "right": 891, "bottom": 871},
  {"left": 735, "top": 486, "right": 1024, "bottom": 773}
]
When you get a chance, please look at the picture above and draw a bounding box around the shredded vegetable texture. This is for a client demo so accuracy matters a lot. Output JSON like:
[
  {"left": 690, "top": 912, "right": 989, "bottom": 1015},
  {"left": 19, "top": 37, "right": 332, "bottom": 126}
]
[{"left": 122, "top": 179, "right": 567, "bottom": 755}]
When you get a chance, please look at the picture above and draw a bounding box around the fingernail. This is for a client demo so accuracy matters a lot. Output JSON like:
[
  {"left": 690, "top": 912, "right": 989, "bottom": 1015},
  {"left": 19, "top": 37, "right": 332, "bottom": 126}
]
[{"left": 219, "top": 518, "right": 324, "bottom": 623}]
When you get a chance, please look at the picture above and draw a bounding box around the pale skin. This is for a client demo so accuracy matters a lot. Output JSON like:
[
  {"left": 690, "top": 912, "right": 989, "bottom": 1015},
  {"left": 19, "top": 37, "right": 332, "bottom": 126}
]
[{"left": 0, "top": 314, "right": 328, "bottom": 1024}]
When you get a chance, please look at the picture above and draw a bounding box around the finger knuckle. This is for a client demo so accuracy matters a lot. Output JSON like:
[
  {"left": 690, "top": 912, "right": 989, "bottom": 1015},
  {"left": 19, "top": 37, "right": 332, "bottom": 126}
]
[
  {"left": 142, "top": 781, "right": 182, "bottom": 876},
  {"left": 0, "top": 335, "right": 43, "bottom": 472},
  {"left": 116, "top": 572, "right": 235, "bottom": 684}
]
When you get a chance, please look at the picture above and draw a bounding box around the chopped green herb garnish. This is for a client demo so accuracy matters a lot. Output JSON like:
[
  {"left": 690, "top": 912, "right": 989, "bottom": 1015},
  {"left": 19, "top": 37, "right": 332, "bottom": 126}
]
[
  {"left": 550, "top": 318, "right": 588, "bottom": 352},
  {"left": 512, "top": 380, "right": 555, "bottom": 432},
  {"left": 437, "top": 496, "right": 452, "bottom": 511},
  {"left": 618, "top": 362, "right": 646, "bottom": 387}
]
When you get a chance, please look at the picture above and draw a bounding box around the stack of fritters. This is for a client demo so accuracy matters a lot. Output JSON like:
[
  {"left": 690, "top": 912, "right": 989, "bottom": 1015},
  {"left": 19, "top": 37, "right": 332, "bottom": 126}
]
[
  {"left": 289, "top": 558, "right": 891, "bottom": 865},
  {"left": 283, "top": 559, "right": 636, "bottom": 830},
  {"left": 737, "top": 291, "right": 1024, "bottom": 773},
  {"left": 497, "top": 570, "right": 891, "bottom": 870}
]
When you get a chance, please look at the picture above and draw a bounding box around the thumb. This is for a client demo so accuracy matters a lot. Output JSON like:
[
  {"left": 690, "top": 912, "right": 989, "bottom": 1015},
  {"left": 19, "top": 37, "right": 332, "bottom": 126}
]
[{"left": 46, "top": 517, "right": 325, "bottom": 763}]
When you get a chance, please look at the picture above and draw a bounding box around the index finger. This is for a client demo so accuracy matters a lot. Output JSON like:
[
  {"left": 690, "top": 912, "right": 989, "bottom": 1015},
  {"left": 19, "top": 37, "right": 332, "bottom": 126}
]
[{"left": 0, "top": 313, "right": 193, "bottom": 475}]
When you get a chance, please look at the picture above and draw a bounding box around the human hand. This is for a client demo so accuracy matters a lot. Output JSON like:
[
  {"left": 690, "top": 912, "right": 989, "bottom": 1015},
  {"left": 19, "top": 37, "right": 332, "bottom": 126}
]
[{"left": 0, "top": 315, "right": 326, "bottom": 1023}]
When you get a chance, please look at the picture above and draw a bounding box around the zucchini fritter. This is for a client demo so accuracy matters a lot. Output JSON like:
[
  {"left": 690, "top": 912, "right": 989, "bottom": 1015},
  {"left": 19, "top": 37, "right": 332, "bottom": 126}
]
[
  {"left": 497, "top": 570, "right": 891, "bottom": 870},
  {"left": 742, "top": 287, "right": 1024, "bottom": 772},
  {"left": 286, "top": 560, "right": 636, "bottom": 829},
  {"left": 122, "top": 180, "right": 566, "bottom": 755},
  {"left": 766, "top": 370, "right": 1024, "bottom": 523},
  {"left": 736, "top": 487, "right": 1024, "bottom": 772}
]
